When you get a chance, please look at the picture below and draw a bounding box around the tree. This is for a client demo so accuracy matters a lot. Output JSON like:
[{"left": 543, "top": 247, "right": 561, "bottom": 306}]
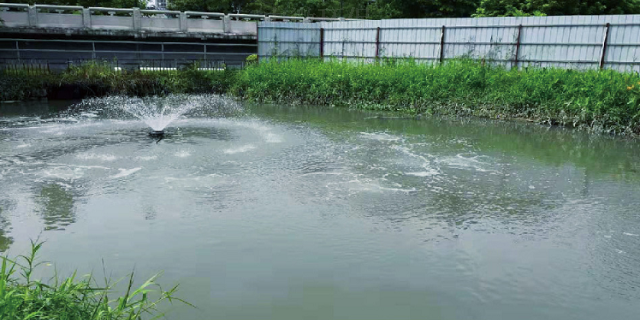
[
  {"left": 475, "top": 0, "right": 640, "bottom": 17},
  {"left": 1, "top": 0, "right": 147, "bottom": 8}
]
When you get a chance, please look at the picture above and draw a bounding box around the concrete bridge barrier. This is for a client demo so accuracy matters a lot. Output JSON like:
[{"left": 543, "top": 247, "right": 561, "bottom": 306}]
[{"left": 0, "top": 3, "right": 339, "bottom": 35}]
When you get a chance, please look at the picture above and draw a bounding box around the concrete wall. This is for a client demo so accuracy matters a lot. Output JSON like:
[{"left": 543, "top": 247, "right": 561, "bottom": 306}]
[{"left": 0, "top": 3, "right": 336, "bottom": 35}]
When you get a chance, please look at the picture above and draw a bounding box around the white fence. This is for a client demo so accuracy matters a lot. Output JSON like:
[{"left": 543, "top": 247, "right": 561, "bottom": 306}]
[
  {"left": 0, "top": 3, "right": 340, "bottom": 35},
  {"left": 259, "top": 15, "right": 640, "bottom": 72}
]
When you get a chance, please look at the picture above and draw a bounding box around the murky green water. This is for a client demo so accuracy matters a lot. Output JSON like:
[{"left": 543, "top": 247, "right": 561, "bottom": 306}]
[{"left": 1, "top": 99, "right": 640, "bottom": 320}]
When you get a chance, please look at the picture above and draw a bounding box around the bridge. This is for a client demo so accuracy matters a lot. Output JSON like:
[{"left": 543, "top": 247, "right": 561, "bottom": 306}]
[{"left": 0, "top": 3, "right": 340, "bottom": 70}]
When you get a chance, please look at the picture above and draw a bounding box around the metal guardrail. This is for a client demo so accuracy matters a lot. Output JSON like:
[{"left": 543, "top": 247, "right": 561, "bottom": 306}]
[
  {"left": 0, "top": 38, "right": 256, "bottom": 69},
  {"left": 0, "top": 59, "right": 234, "bottom": 73},
  {"left": 0, "top": 3, "right": 345, "bottom": 35}
]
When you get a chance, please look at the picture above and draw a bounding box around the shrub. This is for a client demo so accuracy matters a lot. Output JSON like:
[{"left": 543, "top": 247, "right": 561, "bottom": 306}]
[{"left": 0, "top": 241, "right": 190, "bottom": 320}]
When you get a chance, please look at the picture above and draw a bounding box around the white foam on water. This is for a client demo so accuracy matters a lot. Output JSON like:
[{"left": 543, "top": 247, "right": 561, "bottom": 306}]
[
  {"left": 224, "top": 144, "right": 256, "bottom": 154},
  {"left": 111, "top": 167, "right": 142, "bottom": 179},
  {"left": 16, "top": 144, "right": 31, "bottom": 149},
  {"left": 175, "top": 151, "right": 191, "bottom": 158},
  {"left": 136, "top": 155, "right": 158, "bottom": 161},
  {"left": 76, "top": 153, "right": 118, "bottom": 162},
  {"left": 264, "top": 132, "right": 283, "bottom": 143},
  {"left": 233, "top": 120, "right": 283, "bottom": 143},
  {"left": 80, "top": 112, "right": 98, "bottom": 118},
  {"left": 48, "top": 163, "right": 111, "bottom": 170},
  {"left": 623, "top": 232, "right": 639, "bottom": 237},
  {"left": 392, "top": 145, "right": 440, "bottom": 177},
  {"left": 360, "top": 132, "right": 402, "bottom": 142},
  {"left": 42, "top": 167, "right": 84, "bottom": 180},
  {"left": 438, "top": 154, "right": 492, "bottom": 172},
  {"left": 406, "top": 170, "right": 439, "bottom": 177}
]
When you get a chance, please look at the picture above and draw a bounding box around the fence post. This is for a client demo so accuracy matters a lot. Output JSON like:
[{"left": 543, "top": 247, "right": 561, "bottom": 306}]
[
  {"left": 320, "top": 27, "right": 324, "bottom": 60},
  {"left": 375, "top": 27, "right": 381, "bottom": 59},
  {"left": 256, "top": 23, "right": 260, "bottom": 62},
  {"left": 132, "top": 8, "right": 141, "bottom": 31},
  {"left": 439, "top": 25, "right": 446, "bottom": 63},
  {"left": 27, "top": 5, "right": 37, "bottom": 27},
  {"left": 179, "top": 12, "right": 188, "bottom": 32},
  {"left": 599, "top": 23, "right": 610, "bottom": 70},
  {"left": 514, "top": 24, "right": 523, "bottom": 69},
  {"left": 82, "top": 8, "right": 91, "bottom": 28},
  {"left": 223, "top": 14, "right": 231, "bottom": 33}
]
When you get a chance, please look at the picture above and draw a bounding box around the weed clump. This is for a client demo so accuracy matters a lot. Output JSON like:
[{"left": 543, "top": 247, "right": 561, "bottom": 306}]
[
  {"left": 0, "top": 241, "right": 189, "bottom": 320},
  {"left": 233, "top": 59, "right": 640, "bottom": 135}
]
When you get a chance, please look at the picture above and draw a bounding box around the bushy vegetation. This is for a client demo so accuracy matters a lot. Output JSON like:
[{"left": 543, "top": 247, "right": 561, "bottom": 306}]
[
  {"left": 167, "top": 0, "right": 640, "bottom": 19},
  {"left": 3, "top": 0, "right": 639, "bottom": 18},
  {"left": 233, "top": 59, "right": 640, "bottom": 135},
  {"left": 0, "top": 241, "right": 189, "bottom": 320},
  {"left": 3, "top": 59, "right": 640, "bottom": 135},
  {"left": 0, "top": 62, "right": 237, "bottom": 101}
]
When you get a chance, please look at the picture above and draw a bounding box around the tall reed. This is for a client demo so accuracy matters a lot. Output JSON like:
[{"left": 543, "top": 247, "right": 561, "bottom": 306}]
[
  {"left": 0, "top": 241, "right": 190, "bottom": 320},
  {"left": 233, "top": 58, "right": 640, "bottom": 135}
]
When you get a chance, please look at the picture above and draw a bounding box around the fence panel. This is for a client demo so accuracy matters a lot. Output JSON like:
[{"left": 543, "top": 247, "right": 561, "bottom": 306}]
[
  {"left": 258, "top": 22, "right": 320, "bottom": 59},
  {"left": 259, "top": 14, "right": 640, "bottom": 72}
]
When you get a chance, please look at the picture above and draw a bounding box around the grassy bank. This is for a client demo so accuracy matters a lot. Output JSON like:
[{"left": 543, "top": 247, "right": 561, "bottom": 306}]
[
  {"left": 0, "top": 62, "right": 236, "bottom": 101},
  {"left": 0, "top": 241, "right": 188, "bottom": 320},
  {"left": 3, "top": 59, "right": 640, "bottom": 135},
  {"left": 234, "top": 59, "right": 640, "bottom": 135}
]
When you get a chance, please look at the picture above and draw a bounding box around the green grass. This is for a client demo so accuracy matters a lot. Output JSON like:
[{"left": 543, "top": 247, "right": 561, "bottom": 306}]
[
  {"left": 3, "top": 59, "right": 640, "bottom": 135},
  {"left": 0, "top": 62, "right": 237, "bottom": 101},
  {"left": 233, "top": 58, "right": 640, "bottom": 135},
  {"left": 0, "top": 241, "right": 190, "bottom": 320}
]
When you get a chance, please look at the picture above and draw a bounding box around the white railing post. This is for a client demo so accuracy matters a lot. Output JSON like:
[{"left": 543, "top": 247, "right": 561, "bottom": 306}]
[
  {"left": 179, "top": 11, "right": 188, "bottom": 32},
  {"left": 264, "top": 16, "right": 271, "bottom": 22},
  {"left": 303, "top": 17, "right": 310, "bottom": 23},
  {"left": 223, "top": 14, "right": 231, "bottom": 33},
  {"left": 132, "top": 7, "right": 141, "bottom": 30},
  {"left": 82, "top": 8, "right": 91, "bottom": 28},
  {"left": 28, "top": 5, "right": 37, "bottom": 27}
]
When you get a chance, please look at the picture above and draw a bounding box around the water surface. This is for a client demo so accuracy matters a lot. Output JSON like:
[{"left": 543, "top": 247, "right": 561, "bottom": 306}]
[{"left": 1, "top": 100, "right": 639, "bottom": 320}]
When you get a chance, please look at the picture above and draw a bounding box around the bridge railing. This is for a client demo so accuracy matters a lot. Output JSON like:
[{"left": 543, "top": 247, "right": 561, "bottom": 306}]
[{"left": 0, "top": 3, "right": 342, "bottom": 34}]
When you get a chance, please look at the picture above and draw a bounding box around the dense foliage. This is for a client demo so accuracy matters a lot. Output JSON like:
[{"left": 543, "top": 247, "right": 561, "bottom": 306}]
[
  {"left": 168, "top": 0, "right": 640, "bottom": 18},
  {"left": 233, "top": 59, "right": 640, "bottom": 135},
  {"left": 0, "top": 62, "right": 236, "bottom": 101},
  {"left": 3, "top": 59, "right": 640, "bottom": 135},
  {"left": 0, "top": 241, "right": 188, "bottom": 320},
  {"left": 474, "top": 0, "right": 640, "bottom": 17},
  {"left": 3, "top": 0, "right": 640, "bottom": 17},
  {"left": 1, "top": 0, "right": 147, "bottom": 9}
]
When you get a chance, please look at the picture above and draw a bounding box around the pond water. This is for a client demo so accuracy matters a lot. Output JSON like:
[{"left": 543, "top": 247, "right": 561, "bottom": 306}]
[{"left": 1, "top": 98, "right": 640, "bottom": 320}]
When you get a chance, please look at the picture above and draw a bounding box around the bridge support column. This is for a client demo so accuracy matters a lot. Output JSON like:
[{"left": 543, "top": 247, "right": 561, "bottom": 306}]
[
  {"left": 223, "top": 15, "right": 231, "bottom": 33},
  {"left": 179, "top": 12, "right": 188, "bottom": 32},
  {"left": 82, "top": 8, "right": 91, "bottom": 28},
  {"left": 132, "top": 8, "right": 142, "bottom": 31},
  {"left": 28, "top": 5, "right": 37, "bottom": 27}
]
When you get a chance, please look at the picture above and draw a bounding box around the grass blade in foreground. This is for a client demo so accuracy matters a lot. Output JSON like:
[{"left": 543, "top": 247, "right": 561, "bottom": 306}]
[{"left": 0, "top": 240, "right": 191, "bottom": 320}]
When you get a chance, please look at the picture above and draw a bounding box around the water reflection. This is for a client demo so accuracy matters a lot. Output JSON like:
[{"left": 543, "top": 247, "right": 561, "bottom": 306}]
[
  {"left": 0, "top": 198, "right": 17, "bottom": 252},
  {"left": 0, "top": 206, "right": 13, "bottom": 252},
  {"left": 36, "top": 183, "right": 76, "bottom": 231}
]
